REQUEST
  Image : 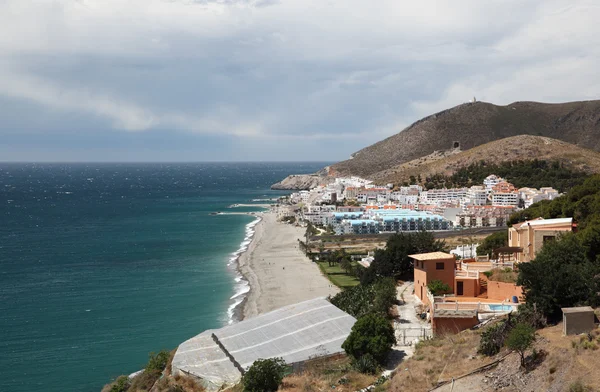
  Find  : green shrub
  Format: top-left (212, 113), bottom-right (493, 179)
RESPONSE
top-left (109, 376), bottom-right (130, 392)
top-left (242, 358), bottom-right (287, 392)
top-left (342, 313), bottom-right (396, 364)
top-left (427, 280), bottom-right (451, 296)
top-left (478, 320), bottom-right (512, 356)
top-left (352, 353), bottom-right (379, 374)
top-left (145, 350), bottom-right (170, 373)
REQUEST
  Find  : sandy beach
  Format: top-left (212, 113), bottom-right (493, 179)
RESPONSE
top-left (238, 209), bottom-right (339, 319)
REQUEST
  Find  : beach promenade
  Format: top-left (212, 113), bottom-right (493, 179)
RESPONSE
top-left (239, 210), bottom-right (339, 319)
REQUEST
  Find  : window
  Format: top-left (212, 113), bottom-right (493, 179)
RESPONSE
top-left (543, 235), bottom-right (555, 243)
top-left (436, 262), bottom-right (444, 270)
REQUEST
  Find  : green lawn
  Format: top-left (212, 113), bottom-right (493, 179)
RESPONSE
top-left (316, 261), bottom-right (360, 289)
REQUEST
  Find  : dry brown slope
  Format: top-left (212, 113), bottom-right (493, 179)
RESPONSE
top-left (330, 100), bottom-right (600, 178)
top-left (386, 323), bottom-right (600, 392)
top-left (370, 135), bottom-right (600, 184)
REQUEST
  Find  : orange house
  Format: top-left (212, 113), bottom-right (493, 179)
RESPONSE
top-left (411, 252), bottom-right (456, 306)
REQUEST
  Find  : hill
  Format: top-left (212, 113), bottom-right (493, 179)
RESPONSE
top-left (370, 135), bottom-right (600, 186)
top-left (386, 321), bottom-right (600, 392)
top-left (329, 100), bottom-right (600, 178)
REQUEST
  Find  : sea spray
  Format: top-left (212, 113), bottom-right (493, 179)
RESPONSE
top-left (226, 216), bottom-right (262, 324)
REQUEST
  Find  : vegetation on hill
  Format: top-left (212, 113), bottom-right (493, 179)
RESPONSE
top-left (420, 159), bottom-right (588, 191)
top-left (102, 349), bottom-right (205, 392)
top-left (331, 100), bottom-right (600, 179)
top-left (369, 135), bottom-right (600, 186)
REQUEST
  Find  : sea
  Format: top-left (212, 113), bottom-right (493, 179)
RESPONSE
top-left (0, 162), bottom-right (328, 392)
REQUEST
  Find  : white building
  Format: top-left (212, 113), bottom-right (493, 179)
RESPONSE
top-left (420, 188), bottom-right (467, 204)
top-left (491, 192), bottom-right (519, 207)
top-left (450, 244), bottom-right (479, 259)
top-left (463, 185), bottom-right (488, 206)
top-left (519, 187), bottom-right (561, 208)
top-left (484, 174), bottom-right (505, 190)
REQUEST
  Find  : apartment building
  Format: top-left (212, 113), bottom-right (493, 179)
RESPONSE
top-left (454, 206), bottom-right (515, 228)
top-left (491, 182), bottom-right (519, 207)
top-left (420, 188), bottom-right (467, 204)
top-left (463, 185), bottom-right (488, 206)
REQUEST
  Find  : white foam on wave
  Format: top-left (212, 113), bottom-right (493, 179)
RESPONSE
top-left (226, 216), bottom-right (262, 324)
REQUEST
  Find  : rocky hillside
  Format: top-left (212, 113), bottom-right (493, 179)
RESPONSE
top-left (271, 174), bottom-right (333, 190)
top-left (329, 100), bottom-right (600, 178)
top-left (371, 135), bottom-right (600, 185)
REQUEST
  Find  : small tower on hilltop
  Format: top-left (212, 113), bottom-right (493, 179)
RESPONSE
top-left (471, 96), bottom-right (477, 103)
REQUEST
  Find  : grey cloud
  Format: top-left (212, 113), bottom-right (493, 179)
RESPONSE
top-left (0, 0), bottom-right (599, 161)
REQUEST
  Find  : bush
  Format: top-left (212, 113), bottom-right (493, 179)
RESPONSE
top-left (478, 321), bottom-right (510, 356)
top-left (342, 313), bottom-right (396, 364)
top-left (145, 350), bottom-right (170, 373)
top-left (427, 280), bottom-right (451, 296)
top-left (242, 357), bottom-right (287, 392)
top-left (352, 353), bottom-right (379, 374)
top-left (108, 376), bottom-right (130, 392)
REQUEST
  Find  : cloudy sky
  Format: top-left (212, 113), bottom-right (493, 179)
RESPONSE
top-left (1, 0), bottom-right (599, 162)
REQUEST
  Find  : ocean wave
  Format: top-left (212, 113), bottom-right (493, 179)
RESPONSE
top-left (226, 216), bottom-right (262, 324)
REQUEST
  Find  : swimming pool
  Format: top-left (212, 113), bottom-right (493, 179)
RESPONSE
top-left (488, 304), bottom-right (515, 312)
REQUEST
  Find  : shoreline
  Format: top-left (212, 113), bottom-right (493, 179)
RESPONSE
top-left (235, 207), bottom-right (339, 320)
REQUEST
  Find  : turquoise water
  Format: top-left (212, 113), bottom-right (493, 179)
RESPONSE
top-left (0, 162), bottom-right (327, 392)
top-left (488, 305), bottom-right (516, 311)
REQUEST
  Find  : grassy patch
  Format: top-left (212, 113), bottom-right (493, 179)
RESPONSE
top-left (317, 261), bottom-right (360, 288)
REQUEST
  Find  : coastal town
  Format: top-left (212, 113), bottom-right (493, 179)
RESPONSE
top-left (154, 171), bottom-right (598, 392)
top-left (282, 174), bottom-right (560, 234)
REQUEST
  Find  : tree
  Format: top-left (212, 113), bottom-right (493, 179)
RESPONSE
top-left (477, 231), bottom-right (508, 257)
top-left (427, 280), bottom-right (451, 296)
top-left (505, 323), bottom-right (536, 368)
top-left (242, 358), bottom-right (287, 392)
top-left (340, 257), bottom-right (353, 275)
top-left (330, 278), bottom-right (396, 318)
top-left (342, 313), bottom-right (396, 364)
top-left (517, 233), bottom-right (600, 320)
top-left (362, 231), bottom-right (446, 284)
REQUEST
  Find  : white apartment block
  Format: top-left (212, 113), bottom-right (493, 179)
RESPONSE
top-left (420, 188), bottom-right (467, 204)
top-left (491, 192), bottom-right (519, 207)
top-left (463, 185), bottom-right (488, 206)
